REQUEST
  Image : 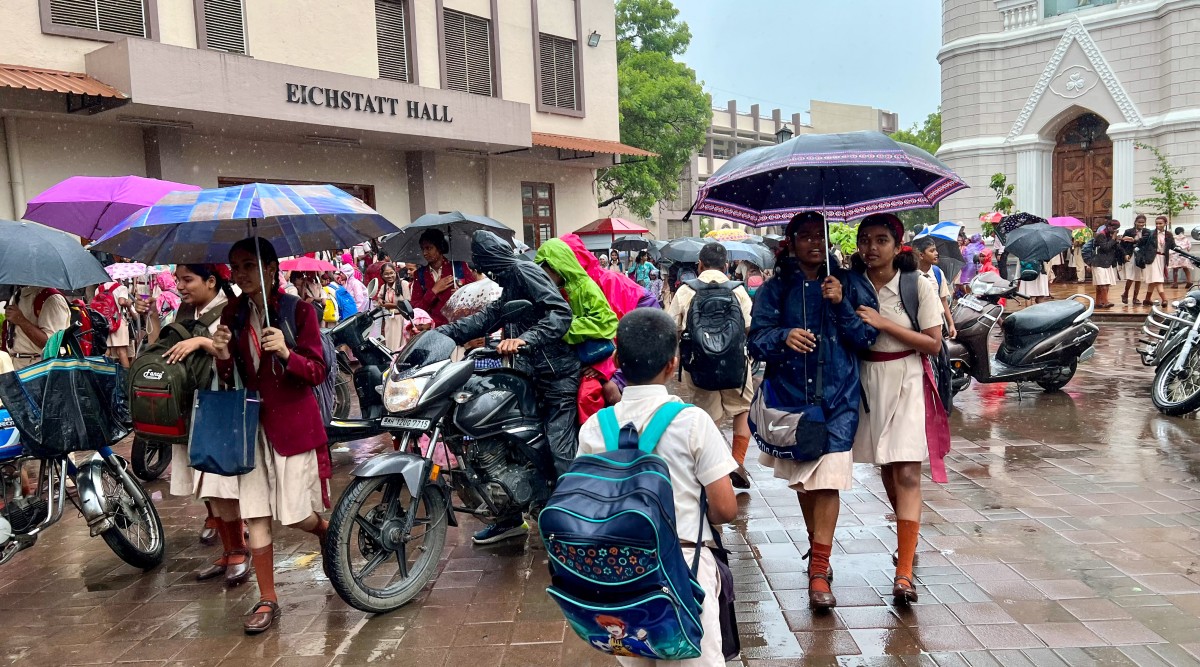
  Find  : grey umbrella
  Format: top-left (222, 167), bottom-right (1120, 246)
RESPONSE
top-left (661, 237), bottom-right (708, 264)
top-left (0, 219), bottom-right (111, 290)
top-left (611, 235), bottom-right (649, 252)
top-left (382, 211), bottom-right (515, 264)
top-left (1003, 223), bottom-right (1073, 263)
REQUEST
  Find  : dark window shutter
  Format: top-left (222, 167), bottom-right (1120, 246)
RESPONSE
top-left (203, 0), bottom-right (246, 54)
top-left (443, 9), bottom-right (493, 97)
top-left (538, 33), bottom-right (576, 109)
top-left (376, 0), bottom-right (409, 82)
top-left (50, 0), bottom-right (147, 37)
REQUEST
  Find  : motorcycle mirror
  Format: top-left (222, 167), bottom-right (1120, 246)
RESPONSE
top-left (366, 278), bottom-right (380, 299)
top-left (500, 300), bottom-right (533, 322)
top-left (396, 300), bottom-right (414, 320)
top-left (1019, 269), bottom-right (1039, 282)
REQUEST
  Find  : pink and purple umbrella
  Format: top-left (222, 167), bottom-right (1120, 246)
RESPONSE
top-left (24, 175), bottom-right (201, 240)
top-left (280, 257), bottom-right (338, 273)
top-left (1048, 216), bottom-right (1086, 229)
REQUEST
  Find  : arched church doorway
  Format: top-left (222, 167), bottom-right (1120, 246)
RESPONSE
top-left (1053, 113), bottom-right (1113, 231)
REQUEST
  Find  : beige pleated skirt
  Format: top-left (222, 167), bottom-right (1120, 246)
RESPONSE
top-left (759, 450), bottom-right (853, 492)
top-left (852, 356), bottom-right (929, 465)
top-left (1092, 266), bottom-right (1118, 286)
top-left (170, 443), bottom-right (240, 500)
top-left (237, 429), bottom-right (324, 525)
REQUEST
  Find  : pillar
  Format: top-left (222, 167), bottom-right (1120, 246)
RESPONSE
top-left (405, 151), bottom-right (438, 218)
top-left (142, 127), bottom-right (189, 183)
top-left (1109, 125), bottom-right (1138, 227)
top-left (1011, 134), bottom-right (1054, 218)
top-left (3, 116), bottom-right (24, 220)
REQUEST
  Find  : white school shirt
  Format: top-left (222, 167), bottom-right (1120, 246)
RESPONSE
top-left (577, 385), bottom-right (737, 544)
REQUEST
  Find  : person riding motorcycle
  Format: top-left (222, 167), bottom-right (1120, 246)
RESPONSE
top-left (436, 230), bottom-right (581, 544)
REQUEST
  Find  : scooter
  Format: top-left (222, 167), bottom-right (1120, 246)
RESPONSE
top-left (947, 271), bottom-right (1099, 394)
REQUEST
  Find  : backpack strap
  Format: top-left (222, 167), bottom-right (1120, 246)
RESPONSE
top-left (898, 270), bottom-right (921, 333)
top-left (598, 401), bottom-right (693, 453)
top-left (197, 307), bottom-right (223, 330)
top-left (33, 288), bottom-right (62, 317)
top-left (276, 293), bottom-right (300, 349)
top-left (597, 407), bottom-right (621, 451)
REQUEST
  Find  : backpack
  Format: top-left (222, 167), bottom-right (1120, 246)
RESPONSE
top-left (930, 265), bottom-right (945, 290)
top-left (2, 289), bottom-right (108, 357)
top-left (680, 279), bottom-right (747, 391)
top-left (898, 271), bottom-right (953, 413)
top-left (127, 309), bottom-right (222, 443)
top-left (321, 287), bottom-right (339, 323)
top-left (90, 283), bottom-right (123, 331)
top-left (334, 286), bottom-right (358, 321)
top-left (539, 402), bottom-right (708, 661)
top-left (1081, 238), bottom-right (1097, 266)
top-left (277, 294), bottom-right (339, 425)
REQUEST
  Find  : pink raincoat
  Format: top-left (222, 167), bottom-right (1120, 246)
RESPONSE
top-left (561, 234), bottom-right (643, 319)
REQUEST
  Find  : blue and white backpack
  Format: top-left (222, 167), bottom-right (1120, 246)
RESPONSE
top-left (539, 402), bottom-right (708, 661)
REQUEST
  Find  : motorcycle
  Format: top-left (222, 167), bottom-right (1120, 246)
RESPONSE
top-left (1137, 249), bottom-right (1200, 415)
top-left (0, 406), bottom-right (166, 569)
top-left (325, 301), bottom-right (556, 614)
top-left (947, 270), bottom-right (1099, 394)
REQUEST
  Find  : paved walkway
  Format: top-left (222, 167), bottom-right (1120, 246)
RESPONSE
top-left (2, 325), bottom-right (1200, 665)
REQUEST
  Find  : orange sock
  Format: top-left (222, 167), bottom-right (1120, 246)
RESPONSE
top-left (250, 545), bottom-right (277, 603)
top-left (808, 542), bottom-right (832, 594)
top-left (307, 516), bottom-right (329, 552)
top-left (731, 435), bottom-right (750, 467)
top-left (896, 520), bottom-right (920, 580)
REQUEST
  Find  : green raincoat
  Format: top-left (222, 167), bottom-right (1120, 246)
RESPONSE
top-left (535, 239), bottom-right (618, 345)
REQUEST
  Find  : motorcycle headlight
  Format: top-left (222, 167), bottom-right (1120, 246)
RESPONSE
top-left (383, 376), bottom-right (428, 413)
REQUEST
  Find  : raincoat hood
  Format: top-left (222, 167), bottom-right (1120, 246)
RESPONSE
top-left (471, 230), bottom-right (519, 275)
top-left (536, 238), bottom-right (617, 344)
top-left (561, 233), bottom-right (644, 319)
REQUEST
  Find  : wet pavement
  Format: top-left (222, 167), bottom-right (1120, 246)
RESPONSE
top-left (4, 323), bottom-right (1200, 666)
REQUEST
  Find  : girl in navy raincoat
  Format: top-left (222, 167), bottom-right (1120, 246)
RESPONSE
top-left (748, 212), bottom-right (878, 611)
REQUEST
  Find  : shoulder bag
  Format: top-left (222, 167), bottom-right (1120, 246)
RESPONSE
top-left (188, 365), bottom-right (259, 476)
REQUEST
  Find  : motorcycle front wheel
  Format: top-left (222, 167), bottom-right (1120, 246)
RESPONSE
top-left (1152, 348), bottom-right (1200, 415)
top-left (98, 458), bottom-right (166, 570)
top-left (130, 436), bottom-right (172, 482)
top-left (326, 475), bottom-right (448, 614)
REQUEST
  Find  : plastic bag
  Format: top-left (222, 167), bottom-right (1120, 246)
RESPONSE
top-left (0, 356), bottom-right (130, 458)
top-left (442, 279), bottom-right (502, 323)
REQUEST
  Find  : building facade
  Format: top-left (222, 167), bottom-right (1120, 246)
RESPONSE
top-left (938, 0), bottom-right (1200, 231)
top-left (650, 99), bottom-right (898, 239)
top-left (0, 0), bottom-right (650, 247)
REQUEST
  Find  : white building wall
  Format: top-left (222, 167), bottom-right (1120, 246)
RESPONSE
top-left (435, 154), bottom-right (487, 214)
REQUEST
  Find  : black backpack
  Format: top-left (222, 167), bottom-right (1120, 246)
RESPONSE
top-left (680, 279), bottom-right (747, 391)
top-left (276, 294), bottom-right (339, 425)
top-left (898, 271), bottom-right (953, 413)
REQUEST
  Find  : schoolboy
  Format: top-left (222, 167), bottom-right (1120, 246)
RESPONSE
top-left (576, 308), bottom-right (738, 667)
top-left (912, 237), bottom-right (957, 339)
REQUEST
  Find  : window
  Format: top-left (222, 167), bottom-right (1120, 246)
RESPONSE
top-left (376, 0), bottom-right (411, 82)
top-left (443, 9), bottom-right (494, 97)
top-left (1044, 0), bottom-right (1116, 17)
top-left (668, 219), bottom-right (692, 240)
top-left (538, 34), bottom-right (577, 110)
top-left (521, 182), bottom-right (556, 248)
top-left (200, 0), bottom-right (245, 54)
top-left (46, 0), bottom-right (150, 38)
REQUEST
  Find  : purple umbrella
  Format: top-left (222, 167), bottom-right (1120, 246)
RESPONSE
top-left (23, 175), bottom-right (200, 240)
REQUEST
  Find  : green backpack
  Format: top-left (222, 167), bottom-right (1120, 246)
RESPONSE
top-left (127, 310), bottom-right (222, 444)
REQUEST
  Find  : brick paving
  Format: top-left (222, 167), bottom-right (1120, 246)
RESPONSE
top-left (2, 324), bottom-right (1200, 665)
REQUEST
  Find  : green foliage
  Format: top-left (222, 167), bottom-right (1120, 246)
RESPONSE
top-left (697, 217), bottom-right (713, 237)
top-left (1120, 142), bottom-right (1198, 218)
top-left (891, 110), bottom-right (942, 231)
top-left (829, 222), bottom-right (859, 256)
top-left (987, 173), bottom-right (1015, 215)
top-left (981, 221), bottom-right (996, 238)
top-left (600, 0), bottom-right (710, 220)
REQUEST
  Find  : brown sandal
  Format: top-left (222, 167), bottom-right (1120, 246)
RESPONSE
top-left (244, 599), bottom-right (280, 634)
top-left (808, 572), bottom-right (837, 610)
top-left (892, 575), bottom-right (918, 605)
top-left (802, 548), bottom-right (833, 582)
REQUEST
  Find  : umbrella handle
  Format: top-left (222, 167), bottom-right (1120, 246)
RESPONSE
top-left (251, 221), bottom-right (271, 331)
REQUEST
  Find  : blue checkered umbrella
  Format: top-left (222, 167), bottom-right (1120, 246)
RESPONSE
top-left (90, 183), bottom-right (401, 265)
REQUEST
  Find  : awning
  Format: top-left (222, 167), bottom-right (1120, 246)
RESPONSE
top-left (0, 63), bottom-right (125, 98)
top-left (532, 132), bottom-right (656, 157)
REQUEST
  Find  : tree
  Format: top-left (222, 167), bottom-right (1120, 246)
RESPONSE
top-left (978, 173), bottom-right (1015, 237)
top-left (890, 109), bottom-right (942, 230)
top-left (598, 0), bottom-right (710, 220)
top-left (1122, 142), bottom-right (1198, 218)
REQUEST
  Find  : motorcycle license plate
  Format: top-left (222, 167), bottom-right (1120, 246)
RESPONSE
top-left (961, 296), bottom-right (985, 312)
top-left (381, 417), bottom-right (432, 431)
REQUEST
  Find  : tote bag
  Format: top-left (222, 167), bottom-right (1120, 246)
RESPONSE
top-left (188, 365), bottom-right (259, 476)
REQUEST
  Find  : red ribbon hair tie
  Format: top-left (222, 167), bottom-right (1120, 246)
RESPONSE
top-left (901, 245), bottom-right (913, 253)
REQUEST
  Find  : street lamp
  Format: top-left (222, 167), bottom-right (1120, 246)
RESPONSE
top-left (588, 31), bottom-right (601, 47)
top-left (774, 123), bottom-right (793, 144)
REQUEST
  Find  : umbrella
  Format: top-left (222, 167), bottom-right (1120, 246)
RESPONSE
top-left (91, 183), bottom-right (402, 328)
top-left (660, 237), bottom-right (707, 264)
top-left (705, 228), bottom-right (749, 242)
top-left (611, 235), bottom-right (649, 252)
top-left (761, 234), bottom-right (786, 250)
top-left (980, 212), bottom-right (1003, 224)
top-left (998, 212), bottom-right (1046, 241)
top-left (917, 221), bottom-right (964, 242)
top-left (279, 257), bottom-right (337, 273)
top-left (913, 224), bottom-right (967, 279)
top-left (0, 220), bottom-right (111, 290)
top-left (381, 211), bottom-right (514, 264)
top-left (1048, 216), bottom-right (1086, 229)
top-left (104, 262), bottom-right (150, 280)
top-left (1002, 223), bottom-right (1073, 263)
top-left (692, 130), bottom-right (968, 271)
top-left (24, 175), bottom-right (201, 240)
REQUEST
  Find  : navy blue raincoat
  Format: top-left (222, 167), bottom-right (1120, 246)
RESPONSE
top-left (748, 260), bottom-right (878, 454)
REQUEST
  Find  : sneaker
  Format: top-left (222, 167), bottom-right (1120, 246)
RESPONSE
top-left (472, 519), bottom-right (529, 545)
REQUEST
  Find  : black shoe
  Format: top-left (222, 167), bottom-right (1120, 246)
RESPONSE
top-left (729, 466), bottom-right (751, 489)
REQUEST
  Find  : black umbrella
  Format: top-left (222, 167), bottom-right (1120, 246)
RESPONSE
top-left (0, 219), bottom-right (111, 290)
top-left (611, 235), bottom-right (649, 252)
top-left (691, 131), bottom-right (968, 272)
top-left (762, 234), bottom-right (786, 250)
top-left (661, 237), bottom-right (708, 264)
top-left (1003, 223), bottom-right (1073, 263)
top-left (998, 212), bottom-right (1046, 243)
top-left (382, 211), bottom-right (514, 264)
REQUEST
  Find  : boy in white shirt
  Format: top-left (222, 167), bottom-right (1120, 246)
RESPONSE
top-left (576, 308), bottom-right (738, 666)
top-left (913, 237), bottom-right (957, 339)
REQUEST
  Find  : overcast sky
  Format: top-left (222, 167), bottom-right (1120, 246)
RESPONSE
top-left (671, 0), bottom-right (943, 130)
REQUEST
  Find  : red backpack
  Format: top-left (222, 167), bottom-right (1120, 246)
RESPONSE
top-left (1, 289), bottom-right (108, 357)
top-left (90, 284), bottom-right (123, 331)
